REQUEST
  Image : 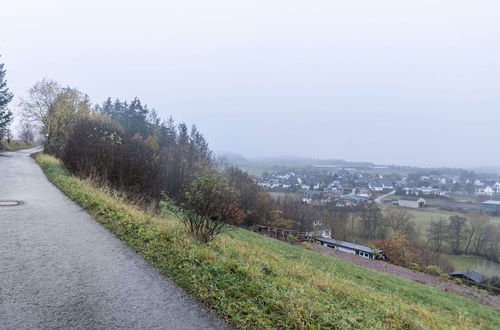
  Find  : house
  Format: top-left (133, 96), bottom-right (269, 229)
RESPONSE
top-left (475, 185), bottom-right (494, 196)
top-left (482, 200), bottom-right (500, 212)
top-left (381, 180), bottom-right (394, 190)
top-left (369, 181), bottom-right (393, 191)
top-left (369, 182), bottom-right (384, 191)
top-left (315, 238), bottom-right (382, 259)
top-left (398, 197), bottom-right (425, 208)
top-left (450, 270), bottom-right (488, 284)
top-left (302, 190), bottom-right (323, 204)
top-left (337, 195), bottom-right (370, 206)
top-left (355, 187), bottom-right (371, 198)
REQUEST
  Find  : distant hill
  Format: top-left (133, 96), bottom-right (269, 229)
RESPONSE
top-left (250, 155), bottom-right (377, 168)
top-left (469, 166), bottom-right (500, 176)
top-left (222, 153), bottom-right (498, 177)
top-left (219, 153), bottom-right (249, 165)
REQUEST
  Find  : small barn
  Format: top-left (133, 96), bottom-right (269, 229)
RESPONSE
top-left (449, 270), bottom-right (488, 284)
top-left (315, 238), bottom-right (381, 260)
top-left (398, 197), bottom-right (425, 208)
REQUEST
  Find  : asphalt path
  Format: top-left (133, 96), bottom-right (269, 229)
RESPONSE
top-left (0, 148), bottom-right (230, 330)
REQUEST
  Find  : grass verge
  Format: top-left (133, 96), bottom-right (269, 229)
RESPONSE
top-left (0, 141), bottom-right (35, 152)
top-left (36, 153), bottom-right (500, 329)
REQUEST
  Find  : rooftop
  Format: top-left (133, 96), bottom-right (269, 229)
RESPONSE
top-left (315, 238), bottom-right (375, 254)
top-left (482, 200), bottom-right (500, 205)
top-left (449, 270), bottom-right (488, 283)
top-left (399, 196), bottom-right (424, 201)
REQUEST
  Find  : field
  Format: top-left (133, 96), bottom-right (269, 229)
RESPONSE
top-left (35, 153), bottom-right (500, 329)
top-left (380, 196), bottom-right (500, 276)
top-left (380, 197), bottom-right (500, 237)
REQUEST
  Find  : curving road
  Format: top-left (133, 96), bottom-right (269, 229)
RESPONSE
top-left (374, 190), bottom-right (396, 204)
top-left (0, 148), bottom-right (230, 329)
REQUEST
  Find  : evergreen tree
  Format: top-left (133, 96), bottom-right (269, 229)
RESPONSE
top-left (0, 56), bottom-right (14, 140)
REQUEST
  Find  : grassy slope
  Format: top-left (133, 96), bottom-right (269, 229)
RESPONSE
top-left (35, 153), bottom-right (500, 329)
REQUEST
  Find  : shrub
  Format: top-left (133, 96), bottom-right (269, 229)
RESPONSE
top-left (440, 274), bottom-right (451, 280)
top-left (409, 263), bottom-right (421, 272)
top-left (182, 172), bottom-right (242, 243)
top-left (288, 234), bottom-right (298, 244)
top-left (454, 278), bottom-right (463, 285)
top-left (62, 116), bottom-right (123, 178)
top-left (425, 265), bottom-right (443, 276)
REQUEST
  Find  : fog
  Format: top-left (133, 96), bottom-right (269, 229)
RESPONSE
top-left (1, 0), bottom-right (499, 168)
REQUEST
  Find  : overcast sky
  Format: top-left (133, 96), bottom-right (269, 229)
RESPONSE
top-left (1, 1), bottom-right (499, 168)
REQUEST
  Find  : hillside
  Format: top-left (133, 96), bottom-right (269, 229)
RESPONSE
top-left (36, 153), bottom-right (500, 329)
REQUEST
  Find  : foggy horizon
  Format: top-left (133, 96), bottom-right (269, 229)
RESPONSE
top-left (1, 1), bottom-right (499, 168)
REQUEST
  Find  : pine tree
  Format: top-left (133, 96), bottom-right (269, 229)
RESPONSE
top-left (0, 56), bottom-right (14, 138)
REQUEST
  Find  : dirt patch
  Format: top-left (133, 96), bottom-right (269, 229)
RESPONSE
top-left (310, 244), bottom-right (500, 309)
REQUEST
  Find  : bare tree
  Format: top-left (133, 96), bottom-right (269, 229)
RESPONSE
top-left (427, 218), bottom-right (447, 252)
top-left (383, 206), bottom-right (416, 237)
top-left (19, 79), bottom-right (61, 150)
top-left (446, 215), bottom-right (468, 254)
top-left (19, 120), bottom-right (34, 144)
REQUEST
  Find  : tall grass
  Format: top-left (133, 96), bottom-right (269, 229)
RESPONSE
top-left (36, 153), bottom-right (500, 329)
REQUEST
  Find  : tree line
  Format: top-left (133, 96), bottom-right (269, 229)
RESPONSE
top-left (427, 213), bottom-right (500, 263)
top-left (19, 78), bottom-right (277, 242)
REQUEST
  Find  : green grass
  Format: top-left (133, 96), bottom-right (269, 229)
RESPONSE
top-left (36, 153), bottom-right (500, 329)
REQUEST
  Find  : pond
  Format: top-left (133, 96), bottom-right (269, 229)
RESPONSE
top-left (445, 254), bottom-right (500, 277)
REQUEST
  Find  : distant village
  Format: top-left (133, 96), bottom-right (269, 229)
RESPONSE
top-left (254, 165), bottom-right (500, 211)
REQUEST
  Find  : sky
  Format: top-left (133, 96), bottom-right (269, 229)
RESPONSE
top-left (1, 1), bottom-right (500, 168)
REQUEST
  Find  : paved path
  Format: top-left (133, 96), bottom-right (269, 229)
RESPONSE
top-left (0, 148), bottom-right (230, 330)
top-left (374, 190), bottom-right (396, 204)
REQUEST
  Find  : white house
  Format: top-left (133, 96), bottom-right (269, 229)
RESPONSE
top-left (476, 185), bottom-right (494, 196)
top-left (474, 179), bottom-right (484, 186)
top-left (398, 197), bottom-right (426, 208)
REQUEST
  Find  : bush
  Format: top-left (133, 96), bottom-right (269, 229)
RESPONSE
top-left (440, 274), bottom-right (451, 280)
top-left (62, 116), bottom-right (123, 178)
top-left (288, 234), bottom-right (298, 244)
top-left (409, 263), bottom-right (421, 272)
top-left (454, 278), bottom-right (463, 285)
top-left (182, 172), bottom-right (242, 243)
top-left (424, 265), bottom-right (443, 276)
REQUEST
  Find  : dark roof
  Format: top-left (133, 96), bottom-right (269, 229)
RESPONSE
top-left (339, 195), bottom-right (369, 201)
top-left (304, 191), bottom-right (322, 198)
top-left (449, 270), bottom-right (488, 283)
top-left (315, 238), bottom-right (375, 254)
